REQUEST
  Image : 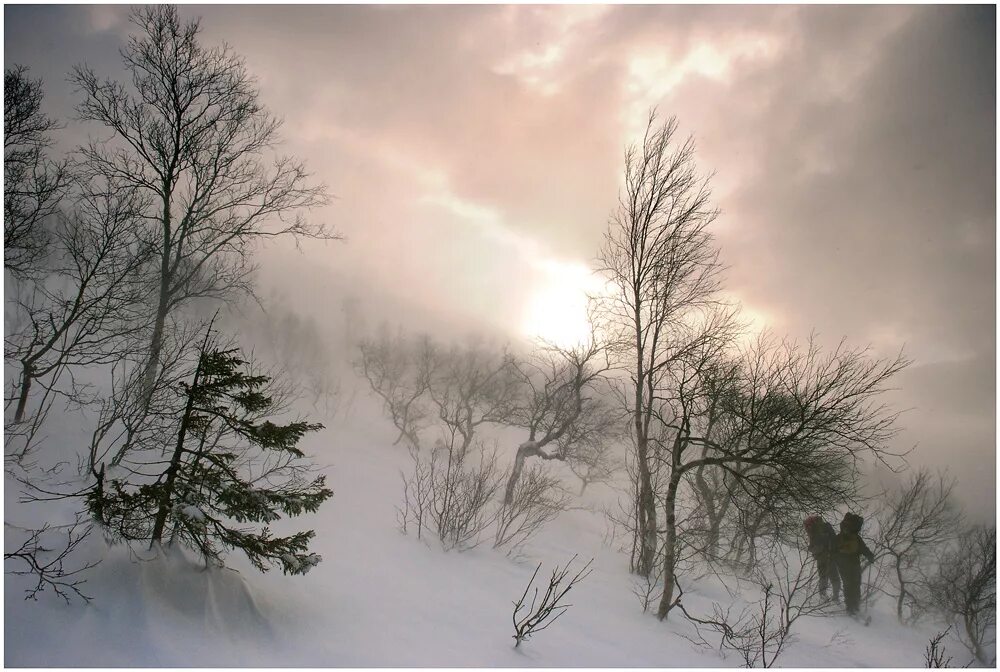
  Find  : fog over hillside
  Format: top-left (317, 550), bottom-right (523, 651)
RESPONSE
top-left (4, 4), bottom-right (995, 668)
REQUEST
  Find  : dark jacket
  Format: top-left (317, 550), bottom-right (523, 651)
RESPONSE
top-left (806, 521), bottom-right (837, 558)
top-left (835, 531), bottom-right (875, 564)
top-left (835, 513), bottom-right (875, 567)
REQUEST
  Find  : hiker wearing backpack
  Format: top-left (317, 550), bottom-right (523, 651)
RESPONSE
top-left (804, 515), bottom-right (841, 603)
top-left (835, 512), bottom-right (876, 616)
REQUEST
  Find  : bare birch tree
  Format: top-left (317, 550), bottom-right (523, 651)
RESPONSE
top-left (930, 525), bottom-right (996, 666)
top-left (358, 328), bottom-right (437, 449)
top-left (874, 468), bottom-right (962, 623)
top-left (71, 6), bottom-right (333, 395)
top-left (502, 339), bottom-right (619, 506)
top-left (651, 332), bottom-right (908, 620)
top-left (597, 110), bottom-right (724, 577)
top-left (426, 340), bottom-right (520, 459)
top-left (5, 175), bottom-right (150, 459)
top-left (4, 65), bottom-right (69, 277)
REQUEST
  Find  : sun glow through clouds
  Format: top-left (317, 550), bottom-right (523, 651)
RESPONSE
top-left (521, 260), bottom-right (603, 348)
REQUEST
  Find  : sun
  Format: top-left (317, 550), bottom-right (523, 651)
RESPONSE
top-left (520, 261), bottom-right (602, 348)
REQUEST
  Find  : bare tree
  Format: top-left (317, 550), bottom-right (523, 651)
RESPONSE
top-left (426, 340), bottom-right (519, 461)
top-left (366, 331), bottom-right (620, 552)
top-left (597, 109), bottom-right (724, 578)
top-left (730, 583), bottom-right (795, 668)
top-left (651, 331), bottom-right (908, 620)
top-left (85, 316), bottom-right (199, 480)
top-left (415, 344), bottom-right (514, 549)
top-left (366, 332), bottom-right (593, 552)
top-left (512, 555), bottom-right (593, 648)
top-left (679, 543), bottom-right (828, 668)
top-left (502, 339), bottom-right (618, 506)
top-left (4, 65), bottom-right (69, 277)
top-left (5, 174), bottom-right (150, 462)
top-left (396, 445), bottom-right (432, 539)
top-left (397, 440), bottom-right (505, 551)
top-left (567, 439), bottom-right (619, 496)
top-left (875, 468), bottom-right (962, 623)
top-left (930, 525), bottom-right (996, 666)
top-left (494, 463), bottom-right (569, 554)
top-left (4, 514), bottom-right (98, 604)
top-left (690, 458), bottom-right (735, 562)
top-left (364, 332), bottom-right (519, 550)
top-left (924, 628), bottom-right (958, 668)
top-left (358, 328), bottom-right (437, 449)
top-left (71, 6), bottom-right (333, 395)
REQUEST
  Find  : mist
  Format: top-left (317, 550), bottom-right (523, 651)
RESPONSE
top-left (4, 4), bottom-right (995, 668)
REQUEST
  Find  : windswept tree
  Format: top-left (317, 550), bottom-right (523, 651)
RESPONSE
top-left (360, 331), bottom-right (616, 551)
top-left (359, 330), bottom-right (518, 454)
top-left (930, 525), bottom-right (996, 666)
top-left (4, 65), bottom-right (69, 277)
top-left (651, 332), bottom-right (908, 620)
top-left (358, 328), bottom-right (437, 449)
top-left (690, 435), bottom-right (858, 568)
top-left (425, 340), bottom-right (520, 460)
top-left (597, 110), bottom-right (908, 620)
top-left (597, 110), bottom-right (724, 578)
top-left (874, 468), bottom-right (962, 623)
top-left (88, 332), bottom-right (332, 574)
top-left (502, 339), bottom-right (619, 505)
top-left (360, 332), bottom-right (518, 550)
top-left (360, 330), bottom-right (620, 505)
top-left (5, 174), bottom-right (150, 461)
top-left (71, 6), bottom-right (333, 395)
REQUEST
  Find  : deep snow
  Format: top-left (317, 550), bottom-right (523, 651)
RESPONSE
top-left (4, 370), bottom-right (974, 668)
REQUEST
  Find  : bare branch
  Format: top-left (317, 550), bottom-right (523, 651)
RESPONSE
top-left (512, 555), bottom-right (593, 647)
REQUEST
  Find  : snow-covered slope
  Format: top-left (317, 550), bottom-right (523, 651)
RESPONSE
top-left (4, 374), bottom-right (965, 667)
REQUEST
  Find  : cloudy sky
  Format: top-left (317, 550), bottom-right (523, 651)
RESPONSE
top-left (5, 4), bottom-right (995, 516)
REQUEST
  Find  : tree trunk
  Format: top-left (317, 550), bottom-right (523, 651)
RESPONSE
top-left (744, 510), bottom-right (767, 571)
top-left (504, 442), bottom-right (538, 505)
top-left (966, 613), bottom-right (987, 665)
top-left (634, 434), bottom-right (658, 577)
top-left (694, 464), bottom-right (722, 560)
top-left (656, 474), bottom-right (681, 620)
top-left (707, 517), bottom-right (721, 560)
top-left (141, 275), bottom-right (170, 398)
top-left (149, 354), bottom-right (201, 547)
top-left (142, 193), bottom-right (173, 397)
top-left (141, 306), bottom-right (167, 396)
top-left (632, 294), bottom-right (658, 578)
top-left (894, 558), bottom-right (906, 622)
top-left (13, 360), bottom-right (33, 424)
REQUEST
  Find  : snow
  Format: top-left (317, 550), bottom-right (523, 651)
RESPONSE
top-left (3, 372), bottom-right (986, 667)
top-left (176, 504), bottom-right (206, 522)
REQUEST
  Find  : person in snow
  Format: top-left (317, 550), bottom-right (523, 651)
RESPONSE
top-left (804, 515), bottom-right (841, 603)
top-left (834, 512), bottom-right (876, 616)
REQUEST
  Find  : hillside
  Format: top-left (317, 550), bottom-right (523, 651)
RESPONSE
top-left (4, 372), bottom-right (958, 668)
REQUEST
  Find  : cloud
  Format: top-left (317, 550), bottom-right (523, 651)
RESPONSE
top-left (5, 4), bottom-right (993, 515)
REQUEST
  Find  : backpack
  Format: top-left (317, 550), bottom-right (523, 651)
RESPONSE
top-left (842, 512), bottom-right (864, 534)
top-left (806, 519), bottom-right (836, 555)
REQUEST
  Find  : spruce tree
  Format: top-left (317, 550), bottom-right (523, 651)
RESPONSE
top-left (89, 337), bottom-right (332, 575)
